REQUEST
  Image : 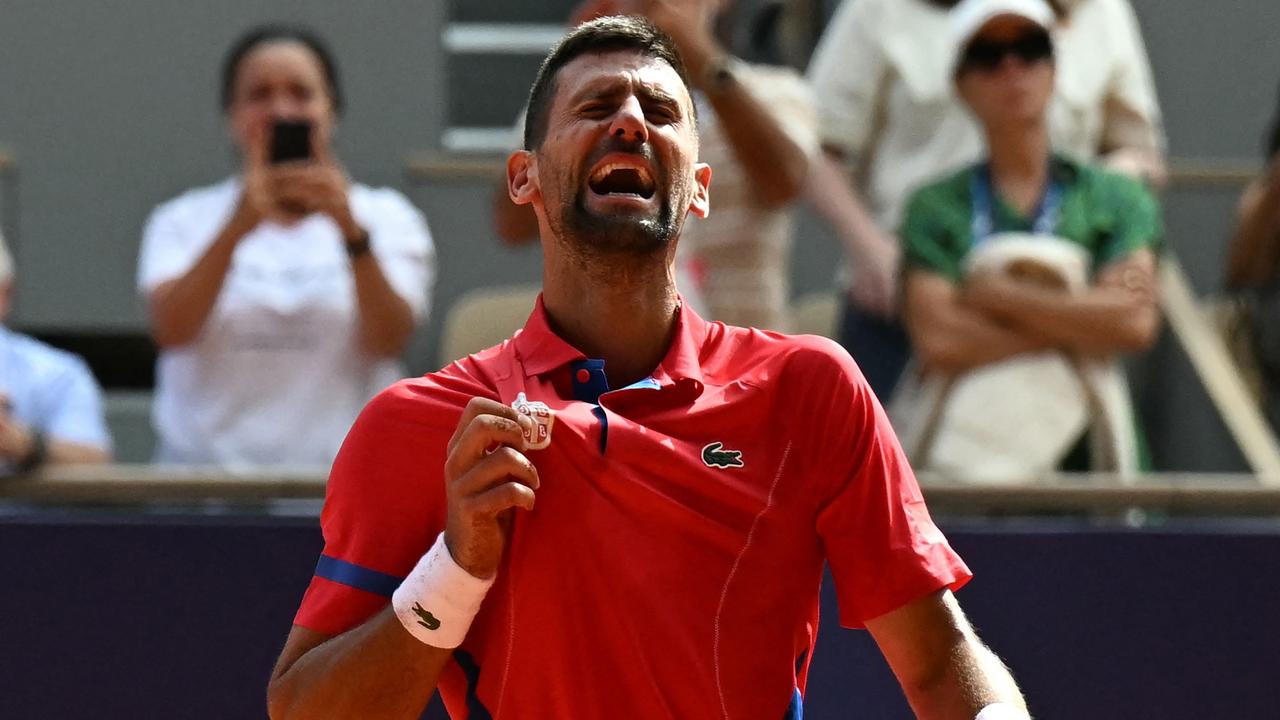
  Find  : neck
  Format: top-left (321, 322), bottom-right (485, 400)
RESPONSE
top-left (540, 239), bottom-right (681, 388)
top-left (986, 122), bottom-right (1051, 213)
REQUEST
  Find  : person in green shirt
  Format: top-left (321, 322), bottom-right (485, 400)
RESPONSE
top-left (898, 0), bottom-right (1161, 472)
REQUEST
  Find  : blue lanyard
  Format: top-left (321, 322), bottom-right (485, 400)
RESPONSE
top-left (969, 163), bottom-right (1063, 247)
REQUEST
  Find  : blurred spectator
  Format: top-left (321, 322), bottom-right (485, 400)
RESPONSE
top-left (138, 26), bottom-right (435, 467)
top-left (0, 234), bottom-right (111, 473)
top-left (805, 0), bottom-right (1165, 399)
top-left (895, 0), bottom-right (1160, 476)
top-left (1225, 85), bottom-right (1280, 427)
top-left (494, 0), bottom-right (817, 331)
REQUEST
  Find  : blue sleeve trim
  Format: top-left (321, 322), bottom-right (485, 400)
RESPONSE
top-left (783, 687), bottom-right (803, 719)
top-left (314, 554), bottom-right (404, 598)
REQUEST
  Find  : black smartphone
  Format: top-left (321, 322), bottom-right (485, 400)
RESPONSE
top-left (269, 119), bottom-right (313, 164)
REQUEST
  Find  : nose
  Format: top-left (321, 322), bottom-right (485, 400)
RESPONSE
top-left (268, 95), bottom-right (305, 121)
top-left (608, 95), bottom-right (648, 144)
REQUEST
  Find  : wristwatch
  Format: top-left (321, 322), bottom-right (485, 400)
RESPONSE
top-left (345, 229), bottom-right (372, 260)
top-left (703, 55), bottom-right (741, 95)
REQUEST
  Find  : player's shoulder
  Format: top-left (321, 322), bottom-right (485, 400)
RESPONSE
top-left (701, 322), bottom-right (861, 387)
top-left (361, 346), bottom-right (510, 430)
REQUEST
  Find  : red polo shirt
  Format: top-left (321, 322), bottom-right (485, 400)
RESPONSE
top-left (294, 298), bottom-right (970, 719)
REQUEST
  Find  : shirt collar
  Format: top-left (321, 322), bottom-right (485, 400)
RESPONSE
top-left (512, 293), bottom-right (709, 390)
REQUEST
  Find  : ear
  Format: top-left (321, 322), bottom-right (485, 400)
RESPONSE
top-left (508, 150), bottom-right (541, 206)
top-left (688, 162), bottom-right (712, 219)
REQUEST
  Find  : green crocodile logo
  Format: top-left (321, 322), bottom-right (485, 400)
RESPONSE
top-left (412, 602), bottom-right (441, 631)
top-left (702, 441), bottom-right (744, 469)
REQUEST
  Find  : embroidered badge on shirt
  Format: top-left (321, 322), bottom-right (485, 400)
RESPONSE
top-left (702, 441), bottom-right (744, 469)
top-left (513, 392), bottom-right (555, 450)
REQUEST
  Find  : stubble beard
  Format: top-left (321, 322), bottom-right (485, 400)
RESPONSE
top-left (548, 143), bottom-right (690, 262)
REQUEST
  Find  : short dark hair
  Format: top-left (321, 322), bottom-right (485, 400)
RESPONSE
top-left (220, 25), bottom-right (343, 115)
top-left (522, 15), bottom-right (692, 150)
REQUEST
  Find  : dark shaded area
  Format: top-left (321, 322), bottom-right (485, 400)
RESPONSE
top-left (2, 512), bottom-right (1277, 718)
top-left (18, 329), bottom-right (156, 389)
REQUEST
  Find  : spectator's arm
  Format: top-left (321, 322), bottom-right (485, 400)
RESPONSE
top-left (903, 270), bottom-right (1048, 375)
top-left (1226, 166), bottom-right (1280, 290)
top-left (644, 0), bottom-right (810, 208)
top-left (805, 150), bottom-right (901, 317)
top-left (1098, 0), bottom-right (1167, 187)
top-left (348, 245), bottom-right (417, 358)
top-left (964, 248), bottom-right (1160, 355)
top-left (693, 65), bottom-right (811, 207)
top-left (147, 203), bottom-right (257, 348)
top-left (0, 416), bottom-right (110, 466)
top-left (868, 589), bottom-right (1027, 719)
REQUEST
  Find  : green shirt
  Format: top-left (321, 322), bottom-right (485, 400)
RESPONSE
top-left (900, 155), bottom-right (1162, 282)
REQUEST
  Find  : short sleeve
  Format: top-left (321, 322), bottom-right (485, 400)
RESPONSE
top-left (292, 376), bottom-right (476, 636)
top-left (1096, 171), bottom-right (1163, 266)
top-left (1099, 0), bottom-right (1165, 154)
top-left (900, 185), bottom-right (967, 283)
top-left (805, 0), bottom-right (886, 155)
top-left (137, 201), bottom-right (197, 294)
top-left (40, 356), bottom-right (111, 451)
top-left (358, 189), bottom-right (437, 320)
top-left (801, 340), bottom-right (970, 627)
top-left (137, 184), bottom-right (237, 295)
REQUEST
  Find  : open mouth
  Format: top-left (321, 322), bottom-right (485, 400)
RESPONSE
top-left (587, 161), bottom-right (656, 199)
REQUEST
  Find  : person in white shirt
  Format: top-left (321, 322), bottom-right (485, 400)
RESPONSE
top-left (0, 234), bottom-right (111, 474)
top-left (138, 26), bottom-right (435, 467)
top-left (804, 0), bottom-right (1165, 400)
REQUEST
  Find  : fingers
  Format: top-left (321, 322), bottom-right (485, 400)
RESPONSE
top-left (311, 124), bottom-right (335, 166)
top-left (452, 445), bottom-right (540, 495)
top-left (246, 119), bottom-right (270, 171)
top-left (447, 397), bottom-right (534, 455)
top-left (467, 481), bottom-right (537, 516)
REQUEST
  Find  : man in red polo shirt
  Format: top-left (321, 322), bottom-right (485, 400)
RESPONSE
top-left (267, 15), bottom-right (1028, 720)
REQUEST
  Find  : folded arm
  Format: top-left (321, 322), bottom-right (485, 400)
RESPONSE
top-left (903, 270), bottom-right (1049, 375)
top-left (964, 249), bottom-right (1159, 356)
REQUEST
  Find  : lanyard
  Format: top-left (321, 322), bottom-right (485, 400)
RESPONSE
top-left (969, 163), bottom-right (1063, 246)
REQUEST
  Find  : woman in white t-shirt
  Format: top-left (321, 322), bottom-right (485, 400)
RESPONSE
top-left (138, 26), bottom-right (435, 467)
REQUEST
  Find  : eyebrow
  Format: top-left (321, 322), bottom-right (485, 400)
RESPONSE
top-left (569, 78), bottom-right (683, 116)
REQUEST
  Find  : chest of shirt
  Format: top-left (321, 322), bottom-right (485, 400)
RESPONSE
top-left (498, 374), bottom-right (811, 560)
top-left (220, 219), bottom-right (353, 316)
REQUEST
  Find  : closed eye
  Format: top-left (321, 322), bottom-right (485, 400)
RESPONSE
top-left (579, 102), bottom-right (615, 118)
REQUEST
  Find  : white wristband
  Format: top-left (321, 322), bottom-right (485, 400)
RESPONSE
top-left (975, 703), bottom-right (1026, 720)
top-left (391, 533), bottom-right (495, 648)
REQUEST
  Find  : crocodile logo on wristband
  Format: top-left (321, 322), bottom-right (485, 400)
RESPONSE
top-left (412, 603), bottom-right (442, 631)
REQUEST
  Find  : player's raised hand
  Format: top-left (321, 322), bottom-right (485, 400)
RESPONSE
top-left (442, 397), bottom-right (541, 579)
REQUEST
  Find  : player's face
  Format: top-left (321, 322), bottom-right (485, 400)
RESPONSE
top-left (532, 49), bottom-right (710, 256)
top-left (956, 16), bottom-right (1055, 131)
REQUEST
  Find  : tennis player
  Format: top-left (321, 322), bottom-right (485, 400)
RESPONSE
top-left (267, 16), bottom-right (1028, 720)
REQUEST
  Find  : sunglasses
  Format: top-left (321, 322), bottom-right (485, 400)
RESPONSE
top-left (961, 29), bottom-right (1053, 72)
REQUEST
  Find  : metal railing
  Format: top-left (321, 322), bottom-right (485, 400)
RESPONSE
top-left (4, 466), bottom-right (1279, 515)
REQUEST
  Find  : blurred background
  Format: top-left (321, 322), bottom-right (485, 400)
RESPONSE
top-left (2, 1), bottom-right (1280, 718)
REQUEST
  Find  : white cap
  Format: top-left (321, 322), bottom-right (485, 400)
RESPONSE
top-left (949, 0), bottom-right (1056, 76)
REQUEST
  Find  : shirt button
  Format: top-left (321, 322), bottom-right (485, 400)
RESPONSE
top-left (576, 369), bottom-right (591, 383)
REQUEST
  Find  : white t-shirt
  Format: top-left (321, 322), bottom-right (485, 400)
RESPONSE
top-left (138, 177), bottom-right (435, 468)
